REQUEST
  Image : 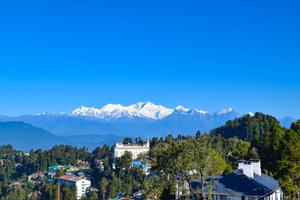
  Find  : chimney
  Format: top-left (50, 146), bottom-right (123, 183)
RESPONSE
top-left (238, 160), bottom-right (261, 178)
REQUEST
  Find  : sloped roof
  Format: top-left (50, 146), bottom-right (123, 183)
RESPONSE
top-left (58, 175), bottom-right (82, 182)
top-left (192, 170), bottom-right (280, 196)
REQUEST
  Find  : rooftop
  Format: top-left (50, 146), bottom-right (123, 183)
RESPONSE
top-left (58, 175), bottom-right (83, 182)
top-left (192, 171), bottom-right (280, 196)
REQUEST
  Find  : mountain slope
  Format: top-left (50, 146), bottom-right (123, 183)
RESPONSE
top-left (279, 116), bottom-right (296, 128)
top-left (211, 113), bottom-right (282, 141)
top-left (0, 121), bottom-right (69, 150)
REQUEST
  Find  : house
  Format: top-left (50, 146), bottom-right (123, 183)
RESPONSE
top-left (57, 175), bottom-right (91, 200)
top-left (177, 160), bottom-right (283, 200)
top-left (114, 141), bottom-right (150, 159)
top-left (28, 171), bottom-right (44, 182)
top-left (10, 181), bottom-right (22, 189)
top-left (0, 159), bottom-right (5, 166)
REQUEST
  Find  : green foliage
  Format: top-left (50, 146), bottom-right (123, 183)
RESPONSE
top-left (1, 188), bottom-right (26, 200)
top-left (116, 151), bottom-right (133, 170)
top-left (109, 173), bottom-right (122, 198)
top-left (153, 137), bottom-right (226, 199)
top-left (0, 159), bottom-right (16, 182)
top-left (212, 112), bottom-right (281, 142)
top-left (0, 112), bottom-right (299, 199)
top-left (291, 120), bottom-right (300, 135)
top-left (55, 168), bottom-right (64, 178)
top-left (100, 177), bottom-right (108, 200)
top-left (82, 191), bottom-right (98, 200)
top-left (123, 137), bottom-right (132, 144)
top-left (276, 129), bottom-right (300, 193)
top-left (61, 184), bottom-right (76, 200)
top-left (212, 113), bottom-right (300, 194)
top-left (40, 184), bottom-right (57, 200)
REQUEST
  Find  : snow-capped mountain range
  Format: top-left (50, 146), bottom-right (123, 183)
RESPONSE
top-left (0, 102), bottom-right (296, 144)
top-left (71, 102), bottom-right (233, 120)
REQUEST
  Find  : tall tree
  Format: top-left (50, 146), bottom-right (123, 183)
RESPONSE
top-left (61, 184), bottom-right (76, 200)
top-left (154, 138), bottom-right (226, 200)
top-left (100, 177), bottom-right (108, 200)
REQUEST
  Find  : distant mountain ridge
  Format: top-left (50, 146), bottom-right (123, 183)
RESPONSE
top-left (0, 121), bottom-right (68, 150)
top-left (0, 102), bottom-right (241, 137)
top-left (71, 102), bottom-right (230, 120)
top-left (0, 121), bottom-right (124, 151)
top-left (0, 102), bottom-right (296, 139)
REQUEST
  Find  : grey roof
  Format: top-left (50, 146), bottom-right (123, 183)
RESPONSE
top-left (192, 170), bottom-right (280, 196)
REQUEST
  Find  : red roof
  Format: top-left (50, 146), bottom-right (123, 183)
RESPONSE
top-left (58, 175), bottom-right (82, 182)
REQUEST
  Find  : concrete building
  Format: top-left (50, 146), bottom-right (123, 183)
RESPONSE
top-left (113, 140), bottom-right (150, 159)
top-left (58, 175), bottom-right (91, 200)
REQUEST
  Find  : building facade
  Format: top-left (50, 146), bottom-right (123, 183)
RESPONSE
top-left (58, 175), bottom-right (91, 200)
top-left (113, 141), bottom-right (150, 159)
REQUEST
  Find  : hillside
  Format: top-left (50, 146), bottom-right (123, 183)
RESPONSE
top-left (211, 113), bottom-right (282, 141)
top-left (0, 121), bottom-right (69, 151)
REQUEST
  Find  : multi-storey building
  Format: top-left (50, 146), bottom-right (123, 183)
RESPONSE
top-left (113, 140), bottom-right (150, 159)
top-left (58, 175), bottom-right (91, 200)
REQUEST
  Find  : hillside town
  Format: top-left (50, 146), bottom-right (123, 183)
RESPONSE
top-left (0, 113), bottom-right (300, 200)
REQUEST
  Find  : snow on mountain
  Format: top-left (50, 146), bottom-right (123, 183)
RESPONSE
top-left (215, 107), bottom-right (234, 115)
top-left (175, 105), bottom-right (191, 112)
top-left (72, 102), bottom-right (173, 120)
top-left (174, 106), bottom-right (208, 116)
top-left (72, 102), bottom-right (231, 120)
top-left (246, 112), bottom-right (254, 116)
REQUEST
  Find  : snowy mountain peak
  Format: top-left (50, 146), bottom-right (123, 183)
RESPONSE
top-left (71, 102), bottom-right (236, 120)
top-left (247, 112), bottom-right (254, 116)
top-left (175, 105), bottom-right (191, 112)
top-left (216, 107), bottom-right (234, 115)
top-left (194, 109), bottom-right (209, 115)
top-left (72, 102), bottom-right (173, 120)
top-left (72, 106), bottom-right (101, 117)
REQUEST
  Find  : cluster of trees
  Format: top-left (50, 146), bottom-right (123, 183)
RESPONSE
top-left (0, 112), bottom-right (299, 199)
top-left (90, 144), bottom-right (146, 199)
top-left (212, 113), bottom-right (300, 193)
top-left (0, 145), bottom-right (89, 200)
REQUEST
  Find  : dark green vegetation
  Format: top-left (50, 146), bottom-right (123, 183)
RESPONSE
top-left (211, 113), bottom-right (300, 194)
top-left (0, 113), bottom-right (299, 199)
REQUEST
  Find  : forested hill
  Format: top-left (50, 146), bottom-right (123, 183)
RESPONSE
top-left (210, 113), bottom-right (300, 193)
top-left (211, 113), bottom-right (286, 142)
top-left (0, 121), bottom-right (69, 150)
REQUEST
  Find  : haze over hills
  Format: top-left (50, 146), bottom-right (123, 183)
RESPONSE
top-left (0, 102), bottom-right (296, 139)
top-left (0, 102), bottom-right (297, 151)
top-left (0, 121), bottom-right (68, 150)
top-left (0, 102), bottom-right (242, 137)
top-left (0, 121), bottom-right (124, 151)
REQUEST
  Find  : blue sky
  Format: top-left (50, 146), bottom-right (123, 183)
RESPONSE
top-left (0, 0), bottom-right (299, 118)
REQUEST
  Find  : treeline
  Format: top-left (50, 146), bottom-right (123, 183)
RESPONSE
top-left (0, 113), bottom-right (299, 199)
top-left (211, 113), bottom-right (300, 193)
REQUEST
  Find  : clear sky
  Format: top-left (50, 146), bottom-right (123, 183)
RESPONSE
top-left (0, 0), bottom-right (299, 118)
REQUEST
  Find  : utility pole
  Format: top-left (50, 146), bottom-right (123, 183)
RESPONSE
top-left (56, 184), bottom-right (60, 200)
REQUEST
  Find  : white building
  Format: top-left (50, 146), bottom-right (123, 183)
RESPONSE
top-left (58, 175), bottom-right (91, 200)
top-left (114, 141), bottom-right (150, 159)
